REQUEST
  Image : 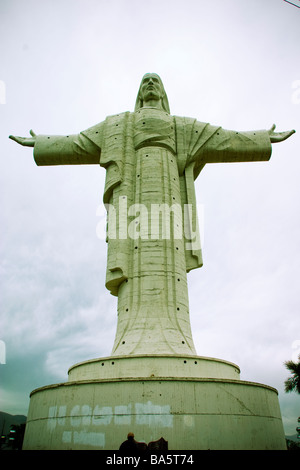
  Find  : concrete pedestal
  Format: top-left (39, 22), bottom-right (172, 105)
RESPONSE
top-left (22, 355), bottom-right (286, 450)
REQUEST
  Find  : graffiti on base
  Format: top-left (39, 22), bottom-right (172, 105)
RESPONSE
top-left (47, 401), bottom-right (173, 448)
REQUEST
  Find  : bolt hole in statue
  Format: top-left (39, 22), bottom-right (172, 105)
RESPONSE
top-left (10, 74), bottom-right (295, 450)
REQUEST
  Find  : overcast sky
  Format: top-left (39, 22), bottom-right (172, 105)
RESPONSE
top-left (0, 0), bottom-right (299, 437)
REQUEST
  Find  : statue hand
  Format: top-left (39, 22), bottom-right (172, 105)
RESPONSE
top-left (268, 124), bottom-right (295, 143)
top-left (9, 129), bottom-right (37, 147)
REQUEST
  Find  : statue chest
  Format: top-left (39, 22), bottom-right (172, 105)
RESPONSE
top-left (133, 108), bottom-right (176, 154)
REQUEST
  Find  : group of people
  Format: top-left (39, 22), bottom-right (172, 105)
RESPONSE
top-left (119, 433), bottom-right (168, 453)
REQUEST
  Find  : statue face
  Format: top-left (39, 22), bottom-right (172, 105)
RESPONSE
top-left (140, 74), bottom-right (164, 103)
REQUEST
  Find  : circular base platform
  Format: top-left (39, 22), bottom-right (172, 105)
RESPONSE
top-left (22, 355), bottom-right (286, 450)
top-left (68, 354), bottom-right (241, 381)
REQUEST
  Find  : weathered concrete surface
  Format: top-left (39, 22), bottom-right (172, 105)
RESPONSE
top-left (67, 354), bottom-right (241, 381)
top-left (23, 377), bottom-right (286, 450)
top-left (23, 356), bottom-right (286, 450)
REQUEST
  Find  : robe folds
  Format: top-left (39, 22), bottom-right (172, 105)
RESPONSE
top-left (33, 109), bottom-right (271, 355)
top-left (34, 110), bottom-right (272, 299)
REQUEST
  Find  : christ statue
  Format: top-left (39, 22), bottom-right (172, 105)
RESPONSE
top-left (9, 73), bottom-right (295, 357)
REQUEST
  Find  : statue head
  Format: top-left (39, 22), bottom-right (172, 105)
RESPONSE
top-left (135, 73), bottom-right (170, 113)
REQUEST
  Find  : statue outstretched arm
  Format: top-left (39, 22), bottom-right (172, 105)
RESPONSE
top-left (193, 123), bottom-right (295, 167)
top-left (9, 125), bottom-right (103, 166)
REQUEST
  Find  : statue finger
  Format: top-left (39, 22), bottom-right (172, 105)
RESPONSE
top-left (283, 129), bottom-right (296, 140)
top-left (9, 135), bottom-right (22, 143)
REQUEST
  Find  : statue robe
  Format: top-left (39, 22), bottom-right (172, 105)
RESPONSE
top-left (33, 109), bottom-right (271, 355)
